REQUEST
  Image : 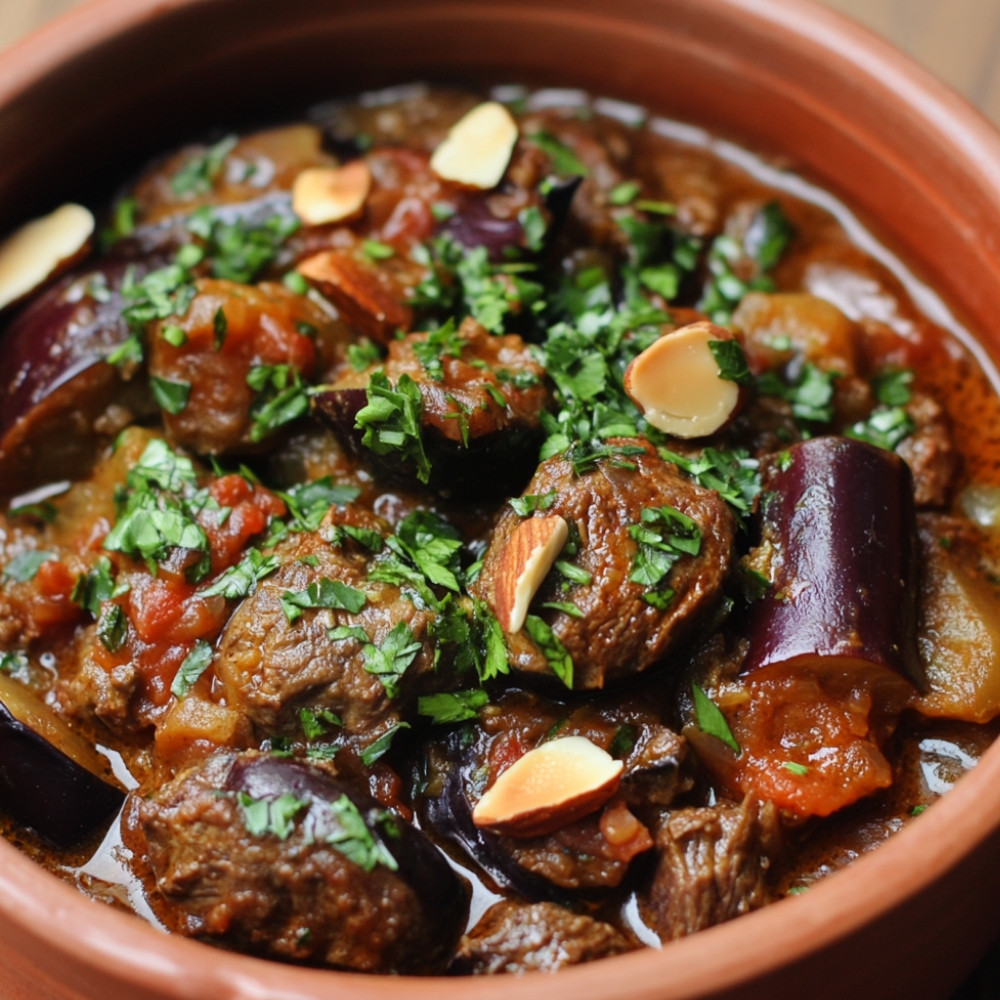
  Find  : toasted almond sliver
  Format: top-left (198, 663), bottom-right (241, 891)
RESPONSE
top-left (291, 160), bottom-right (372, 226)
top-left (429, 101), bottom-right (519, 189)
top-left (624, 320), bottom-right (744, 439)
top-left (472, 735), bottom-right (624, 837)
top-left (493, 514), bottom-right (568, 633)
top-left (0, 203), bottom-right (94, 311)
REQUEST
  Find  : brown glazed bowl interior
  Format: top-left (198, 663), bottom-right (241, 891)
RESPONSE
top-left (2, 1), bottom-right (1000, 998)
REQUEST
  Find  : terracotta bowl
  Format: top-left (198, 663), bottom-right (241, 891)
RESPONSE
top-left (2, 1), bottom-right (1000, 998)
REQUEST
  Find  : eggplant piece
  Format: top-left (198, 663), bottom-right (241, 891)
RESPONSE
top-left (0, 260), bottom-right (156, 494)
top-left (440, 177), bottom-right (581, 261)
top-left (313, 319), bottom-right (549, 499)
top-left (129, 750), bottom-right (468, 973)
top-left (743, 435), bottom-right (921, 685)
top-left (0, 674), bottom-right (124, 847)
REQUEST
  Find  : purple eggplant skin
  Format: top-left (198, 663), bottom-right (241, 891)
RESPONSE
top-left (225, 753), bottom-right (469, 940)
top-left (440, 176), bottom-right (582, 261)
top-left (0, 675), bottom-right (124, 848)
top-left (742, 435), bottom-right (922, 687)
top-left (0, 260), bottom-right (157, 495)
top-left (422, 735), bottom-right (572, 905)
top-left (313, 385), bottom-right (543, 500)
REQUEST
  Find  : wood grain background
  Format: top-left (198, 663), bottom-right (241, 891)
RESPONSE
top-left (2, 0), bottom-right (1000, 126)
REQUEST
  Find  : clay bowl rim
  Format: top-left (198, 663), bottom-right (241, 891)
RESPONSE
top-left (1, 0), bottom-right (1000, 998)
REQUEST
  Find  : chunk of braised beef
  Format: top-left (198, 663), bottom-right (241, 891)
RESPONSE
top-left (896, 391), bottom-right (960, 508)
top-left (472, 442), bottom-right (735, 689)
top-left (147, 279), bottom-right (326, 455)
top-left (214, 504), bottom-right (437, 742)
top-left (313, 317), bottom-right (550, 499)
top-left (125, 750), bottom-right (467, 973)
top-left (452, 900), bottom-right (632, 975)
top-left (638, 796), bottom-right (781, 941)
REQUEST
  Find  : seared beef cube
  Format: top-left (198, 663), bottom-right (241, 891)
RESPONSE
top-left (473, 441), bottom-right (735, 689)
top-left (453, 901), bottom-right (631, 975)
top-left (639, 796), bottom-right (780, 941)
top-left (214, 504), bottom-right (435, 741)
top-left (125, 750), bottom-right (467, 973)
top-left (147, 279), bottom-right (325, 455)
top-left (313, 317), bottom-right (549, 498)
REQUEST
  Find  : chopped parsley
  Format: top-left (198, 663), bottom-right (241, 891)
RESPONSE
top-left (355, 372), bottom-right (431, 483)
top-left (628, 505), bottom-right (702, 609)
top-left (269, 477), bottom-right (361, 540)
top-left (846, 406), bottom-right (915, 452)
top-left (171, 134), bottom-right (238, 196)
top-left (529, 130), bottom-right (588, 176)
top-left (756, 362), bottom-right (837, 426)
top-left (709, 339), bottom-right (754, 386)
top-left (359, 721), bottom-right (411, 765)
top-left (524, 614), bottom-right (573, 688)
top-left (418, 688), bottom-right (490, 724)
top-left (699, 201), bottom-right (793, 324)
top-left (781, 760), bottom-right (810, 776)
top-left (238, 790), bottom-right (307, 841)
top-left (2, 550), bottom-right (57, 583)
top-left (509, 490), bottom-right (558, 516)
top-left (170, 639), bottom-right (214, 698)
top-left (150, 375), bottom-right (192, 415)
top-left (325, 795), bottom-right (398, 872)
top-left (659, 447), bottom-right (760, 525)
top-left (361, 622), bottom-right (423, 698)
top-left (200, 548), bottom-right (280, 599)
top-left (411, 320), bottom-right (465, 382)
top-left (72, 557), bottom-right (128, 616)
top-left (100, 440), bottom-right (223, 581)
top-left (280, 578), bottom-right (367, 624)
top-left (97, 604), bottom-right (129, 653)
top-left (299, 706), bottom-right (343, 741)
top-left (692, 684), bottom-right (740, 753)
top-left (246, 364), bottom-right (311, 442)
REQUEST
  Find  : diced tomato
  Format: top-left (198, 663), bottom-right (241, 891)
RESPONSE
top-left (205, 475), bottom-right (286, 572)
top-left (723, 671), bottom-right (898, 817)
top-left (28, 559), bottom-right (84, 629)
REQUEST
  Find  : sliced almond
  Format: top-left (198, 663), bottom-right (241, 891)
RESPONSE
top-left (0, 203), bottom-right (94, 311)
top-left (472, 735), bottom-right (624, 837)
top-left (624, 320), bottom-right (745, 438)
top-left (291, 160), bottom-right (372, 226)
top-left (493, 514), bottom-right (568, 633)
top-left (429, 101), bottom-right (519, 189)
top-left (297, 249), bottom-right (413, 343)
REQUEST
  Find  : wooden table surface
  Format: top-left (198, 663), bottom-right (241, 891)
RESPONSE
top-left (1, 1), bottom-right (999, 999)
top-left (3, 0), bottom-right (1000, 127)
